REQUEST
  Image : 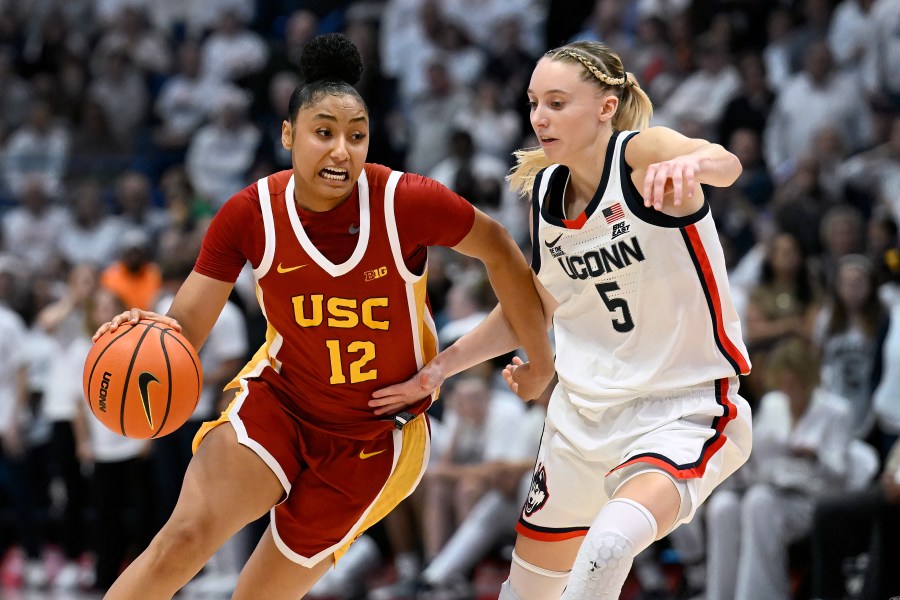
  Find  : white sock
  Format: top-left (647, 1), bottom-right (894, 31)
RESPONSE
top-left (561, 498), bottom-right (658, 599)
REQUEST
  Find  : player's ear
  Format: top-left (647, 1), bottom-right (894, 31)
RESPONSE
top-left (281, 120), bottom-right (293, 150)
top-left (598, 94), bottom-right (619, 123)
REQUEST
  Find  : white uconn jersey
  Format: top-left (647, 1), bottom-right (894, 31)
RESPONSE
top-left (532, 130), bottom-right (750, 407)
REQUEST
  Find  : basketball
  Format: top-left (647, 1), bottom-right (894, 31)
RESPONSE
top-left (83, 320), bottom-right (203, 439)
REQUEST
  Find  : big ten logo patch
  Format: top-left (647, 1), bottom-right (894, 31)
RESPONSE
top-left (364, 266), bottom-right (388, 281)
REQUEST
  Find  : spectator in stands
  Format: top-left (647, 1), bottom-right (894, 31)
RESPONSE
top-left (199, 8), bottom-right (268, 84)
top-left (99, 230), bottom-right (162, 311)
top-left (816, 204), bottom-right (866, 287)
top-left (828, 0), bottom-right (877, 85)
top-left (836, 114), bottom-right (900, 222)
top-left (705, 336), bottom-right (854, 600)
top-left (1, 177), bottom-right (69, 272)
top-left (418, 381), bottom-right (549, 599)
top-left (764, 41), bottom-right (873, 182)
top-left (812, 437), bottom-right (900, 599)
top-left (744, 232), bottom-right (820, 401)
top-left (156, 165), bottom-right (213, 264)
top-left (762, 8), bottom-right (794, 90)
top-left (0, 265), bottom-right (32, 577)
top-left (92, 6), bottom-right (172, 79)
top-left (0, 47), bottom-right (33, 137)
top-left (58, 181), bottom-right (125, 269)
top-left (405, 60), bottom-right (472, 175)
top-left (653, 35), bottom-right (740, 138)
top-left (113, 171), bottom-right (170, 243)
top-left (866, 0), bottom-right (900, 107)
top-left (1, 99), bottom-right (69, 198)
top-left (153, 41), bottom-right (234, 151)
top-left (419, 376), bottom-right (525, 564)
top-left (87, 47), bottom-right (148, 150)
top-left (813, 254), bottom-right (886, 437)
top-left (34, 263), bottom-right (99, 590)
top-left (69, 98), bottom-right (130, 185)
top-left (185, 88), bottom-right (261, 207)
top-left (429, 130), bottom-right (506, 213)
top-left (718, 52), bottom-right (774, 147)
top-left (452, 78), bottom-right (521, 162)
top-left (73, 287), bottom-right (152, 591)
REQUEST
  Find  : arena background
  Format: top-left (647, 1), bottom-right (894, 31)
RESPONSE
top-left (0, 0), bottom-right (898, 598)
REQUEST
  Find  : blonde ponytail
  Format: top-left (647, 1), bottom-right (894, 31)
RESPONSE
top-left (614, 72), bottom-right (653, 131)
top-left (507, 147), bottom-right (553, 198)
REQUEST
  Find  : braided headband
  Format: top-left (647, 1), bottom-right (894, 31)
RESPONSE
top-left (558, 50), bottom-right (632, 87)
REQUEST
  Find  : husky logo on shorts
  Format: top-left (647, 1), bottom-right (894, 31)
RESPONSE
top-left (523, 464), bottom-right (549, 516)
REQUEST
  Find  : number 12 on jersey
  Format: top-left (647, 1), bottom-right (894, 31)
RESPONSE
top-left (594, 282), bottom-right (634, 332)
top-left (325, 340), bottom-right (377, 384)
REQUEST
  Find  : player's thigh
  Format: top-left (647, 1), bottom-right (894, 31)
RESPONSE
top-left (169, 423), bottom-right (283, 537)
top-left (612, 471), bottom-right (681, 537)
top-left (232, 526), bottom-right (332, 600)
top-left (513, 534), bottom-right (583, 573)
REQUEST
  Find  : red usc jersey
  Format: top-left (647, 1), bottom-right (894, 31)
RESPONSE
top-left (195, 165), bottom-right (475, 439)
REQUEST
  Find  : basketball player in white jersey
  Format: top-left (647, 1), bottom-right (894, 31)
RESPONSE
top-left (372, 41), bottom-right (753, 599)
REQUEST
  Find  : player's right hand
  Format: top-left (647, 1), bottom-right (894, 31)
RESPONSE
top-left (92, 308), bottom-right (183, 342)
top-left (370, 359), bottom-right (445, 416)
top-left (503, 356), bottom-right (553, 401)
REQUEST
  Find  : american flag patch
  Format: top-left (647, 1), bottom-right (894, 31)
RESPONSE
top-left (602, 203), bottom-right (625, 224)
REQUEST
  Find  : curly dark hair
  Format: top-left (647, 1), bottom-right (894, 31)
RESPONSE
top-left (287, 33), bottom-right (366, 121)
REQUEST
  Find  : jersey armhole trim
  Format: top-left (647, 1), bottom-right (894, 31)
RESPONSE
top-left (619, 131), bottom-right (711, 228)
top-left (384, 171), bottom-right (423, 283)
top-left (252, 177), bottom-right (276, 279)
top-left (530, 167), bottom-right (551, 275)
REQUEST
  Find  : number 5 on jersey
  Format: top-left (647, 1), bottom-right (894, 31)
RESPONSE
top-left (595, 282), bottom-right (634, 332)
top-left (326, 340), bottom-right (377, 384)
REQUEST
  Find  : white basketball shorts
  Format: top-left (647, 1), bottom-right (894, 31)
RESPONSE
top-left (517, 377), bottom-right (752, 541)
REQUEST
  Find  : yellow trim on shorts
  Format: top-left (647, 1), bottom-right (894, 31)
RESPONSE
top-left (191, 390), bottom-right (241, 454)
top-left (334, 415), bottom-right (428, 562)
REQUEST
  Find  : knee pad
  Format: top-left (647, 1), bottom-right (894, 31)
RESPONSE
top-left (561, 498), bottom-right (658, 600)
top-left (498, 550), bottom-right (569, 600)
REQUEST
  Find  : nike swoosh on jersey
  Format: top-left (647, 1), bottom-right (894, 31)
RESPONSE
top-left (359, 449), bottom-right (387, 460)
top-left (277, 262), bottom-right (307, 274)
top-left (138, 371), bottom-right (159, 429)
top-left (544, 233), bottom-right (564, 247)
top-left (349, 224), bottom-right (360, 234)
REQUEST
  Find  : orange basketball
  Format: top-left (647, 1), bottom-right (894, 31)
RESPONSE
top-left (83, 320), bottom-right (203, 439)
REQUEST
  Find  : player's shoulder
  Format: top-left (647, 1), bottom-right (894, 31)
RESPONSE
top-left (363, 162), bottom-right (395, 185)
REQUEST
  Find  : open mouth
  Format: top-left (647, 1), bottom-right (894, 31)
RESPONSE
top-left (319, 167), bottom-right (349, 181)
top-left (539, 136), bottom-right (558, 144)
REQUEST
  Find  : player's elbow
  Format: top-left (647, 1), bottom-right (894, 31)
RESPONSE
top-left (723, 148), bottom-right (743, 185)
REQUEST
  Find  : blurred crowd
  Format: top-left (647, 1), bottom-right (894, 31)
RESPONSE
top-left (0, 0), bottom-right (898, 599)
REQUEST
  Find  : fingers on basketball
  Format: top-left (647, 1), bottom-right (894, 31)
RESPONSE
top-left (83, 320), bottom-right (204, 439)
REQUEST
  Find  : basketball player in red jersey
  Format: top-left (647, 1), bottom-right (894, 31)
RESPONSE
top-left (93, 33), bottom-right (554, 600)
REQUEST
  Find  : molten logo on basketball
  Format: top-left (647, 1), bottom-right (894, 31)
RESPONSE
top-left (99, 371), bottom-right (112, 412)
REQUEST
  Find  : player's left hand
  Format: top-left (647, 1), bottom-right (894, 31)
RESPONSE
top-left (370, 359), bottom-right (445, 416)
top-left (502, 356), bottom-right (553, 401)
top-left (642, 155), bottom-right (701, 211)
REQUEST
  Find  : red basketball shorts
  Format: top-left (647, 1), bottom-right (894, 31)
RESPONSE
top-left (193, 377), bottom-right (430, 566)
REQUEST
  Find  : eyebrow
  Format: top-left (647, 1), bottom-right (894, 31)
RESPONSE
top-left (526, 88), bottom-right (570, 96)
top-left (313, 113), bottom-right (368, 123)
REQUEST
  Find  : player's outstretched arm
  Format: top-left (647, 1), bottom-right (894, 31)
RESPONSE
top-left (448, 210), bottom-right (555, 392)
top-left (371, 211), bottom-right (555, 412)
top-left (626, 126), bottom-right (742, 213)
top-left (92, 271), bottom-right (234, 353)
